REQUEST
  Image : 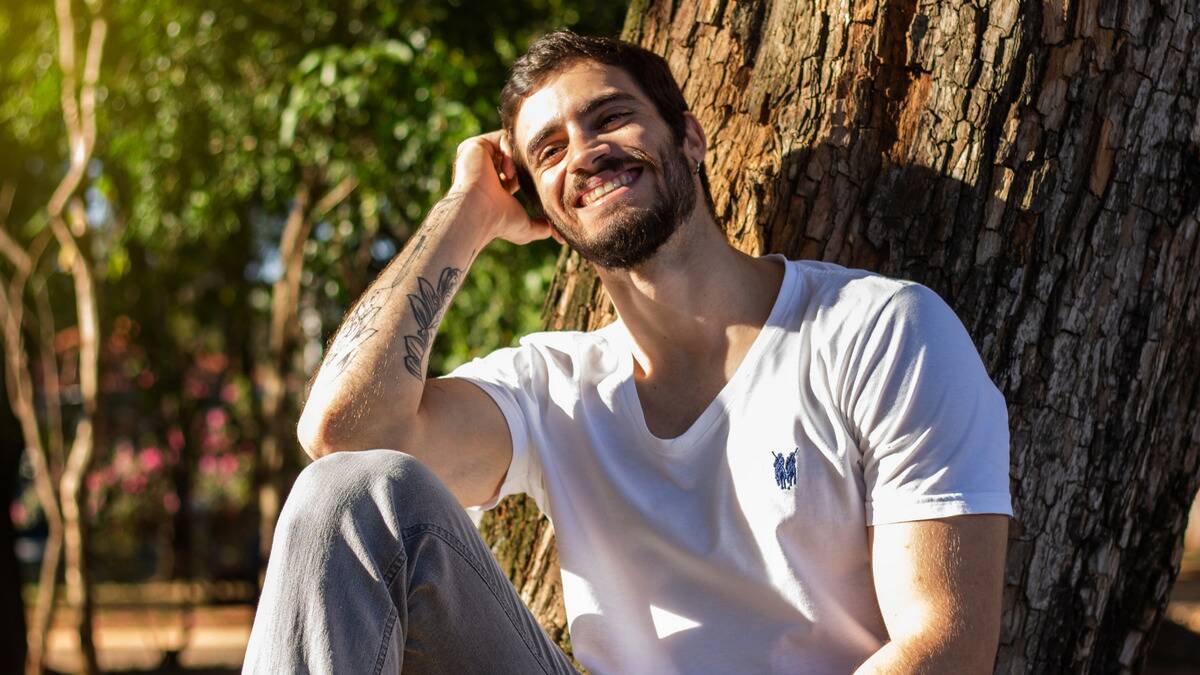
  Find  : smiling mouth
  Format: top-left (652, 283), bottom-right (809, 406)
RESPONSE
top-left (577, 167), bottom-right (643, 208)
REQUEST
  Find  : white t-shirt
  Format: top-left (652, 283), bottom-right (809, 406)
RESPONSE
top-left (448, 256), bottom-right (1012, 674)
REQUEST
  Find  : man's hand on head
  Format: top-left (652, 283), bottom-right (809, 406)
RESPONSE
top-left (452, 131), bottom-right (556, 246)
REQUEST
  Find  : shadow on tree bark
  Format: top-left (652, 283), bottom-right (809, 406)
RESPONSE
top-left (477, 1), bottom-right (1200, 672)
top-left (490, 122), bottom-right (1200, 673)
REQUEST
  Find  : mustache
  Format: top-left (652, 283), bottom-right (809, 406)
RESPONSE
top-left (567, 150), bottom-right (657, 208)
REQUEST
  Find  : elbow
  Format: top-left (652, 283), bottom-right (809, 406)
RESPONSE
top-left (296, 407), bottom-right (332, 460)
top-left (296, 400), bottom-right (412, 460)
top-left (296, 403), bottom-right (354, 460)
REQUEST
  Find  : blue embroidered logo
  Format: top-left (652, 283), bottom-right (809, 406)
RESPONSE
top-left (772, 449), bottom-right (798, 490)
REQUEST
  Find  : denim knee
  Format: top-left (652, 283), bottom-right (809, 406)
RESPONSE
top-left (275, 449), bottom-right (457, 545)
top-left (290, 449), bottom-right (438, 498)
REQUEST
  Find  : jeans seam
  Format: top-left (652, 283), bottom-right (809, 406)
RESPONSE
top-left (371, 547), bottom-right (408, 675)
top-left (371, 607), bottom-right (400, 675)
top-left (402, 522), bottom-right (557, 675)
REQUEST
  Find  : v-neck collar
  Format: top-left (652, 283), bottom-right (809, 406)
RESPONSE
top-left (606, 255), bottom-right (797, 454)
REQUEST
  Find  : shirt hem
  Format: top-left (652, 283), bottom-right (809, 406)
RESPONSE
top-left (866, 492), bottom-right (1013, 526)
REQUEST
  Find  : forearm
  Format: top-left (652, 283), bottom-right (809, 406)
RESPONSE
top-left (298, 191), bottom-right (492, 455)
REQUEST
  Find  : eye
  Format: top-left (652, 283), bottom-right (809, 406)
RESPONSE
top-left (600, 111), bottom-right (631, 127)
top-left (538, 144), bottom-right (563, 164)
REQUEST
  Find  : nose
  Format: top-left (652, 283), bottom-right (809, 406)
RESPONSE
top-left (566, 130), bottom-right (614, 177)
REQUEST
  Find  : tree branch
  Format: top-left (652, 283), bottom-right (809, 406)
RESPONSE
top-left (312, 175), bottom-right (359, 222)
top-left (47, 3), bottom-right (107, 221)
top-left (0, 181), bottom-right (14, 226)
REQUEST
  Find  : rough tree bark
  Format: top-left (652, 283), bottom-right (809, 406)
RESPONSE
top-left (481, 0), bottom-right (1200, 673)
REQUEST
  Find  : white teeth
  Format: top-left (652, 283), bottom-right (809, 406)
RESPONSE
top-left (582, 171), bottom-right (635, 206)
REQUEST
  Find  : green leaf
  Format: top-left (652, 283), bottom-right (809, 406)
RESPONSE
top-left (383, 39), bottom-right (413, 63)
top-left (280, 108), bottom-right (297, 145)
top-left (298, 52), bottom-right (321, 74)
top-left (320, 60), bottom-right (337, 86)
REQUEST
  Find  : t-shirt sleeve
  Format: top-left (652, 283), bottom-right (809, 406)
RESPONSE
top-left (441, 343), bottom-right (543, 523)
top-left (845, 283), bottom-right (1013, 526)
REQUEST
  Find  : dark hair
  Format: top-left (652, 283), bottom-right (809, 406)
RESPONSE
top-left (499, 30), bottom-right (715, 216)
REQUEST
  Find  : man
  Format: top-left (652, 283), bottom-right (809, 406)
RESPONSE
top-left (244, 31), bottom-right (1012, 674)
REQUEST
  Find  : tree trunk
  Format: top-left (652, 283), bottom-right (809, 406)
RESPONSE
top-left (485, 1), bottom-right (1200, 672)
top-left (258, 175), bottom-right (357, 583)
top-left (256, 180), bottom-right (312, 582)
top-left (0, 199), bottom-right (62, 675)
top-left (51, 200), bottom-right (102, 675)
top-left (41, 3), bottom-right (108, 672)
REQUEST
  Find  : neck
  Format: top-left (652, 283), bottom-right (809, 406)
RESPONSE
top-left (596, 209), bottom-right (784, 377)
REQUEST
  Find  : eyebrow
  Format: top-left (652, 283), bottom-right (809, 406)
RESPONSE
top-left (523, 92), bottom-right (640, 164)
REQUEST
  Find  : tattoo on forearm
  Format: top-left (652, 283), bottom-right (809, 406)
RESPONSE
top-left (384, 194), bottom-right (465, 290)
top-left (386, 234), bottom-right (427, 289)
top-left (325, 287), bottom-right (383, 374)
top-left (321, 192), bottom-right (469, 378)
top-left (402, 266), bottom-right (462, 379)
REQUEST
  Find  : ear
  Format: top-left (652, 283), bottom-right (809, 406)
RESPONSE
top-left (500, 130), bottom-right (516, 165)
top-left (682, 112), bottom-right (707, 166)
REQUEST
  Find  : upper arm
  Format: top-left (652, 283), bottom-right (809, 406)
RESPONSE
top-left (868, 514), bottom-right (1009, 671)
top-left (407, 376), bottom-right (515, 508)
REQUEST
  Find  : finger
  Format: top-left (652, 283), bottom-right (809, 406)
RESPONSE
top-left (498, 134), bottom-right (519, 191)
top-left (504, 159), bottom-right (519, 192)
top-left (499, 134), bottom-right (518, 175)
top-left (491, 151), bottom-right (505, 183)
top-left (460, 135), bottom-right (505, 185)
top-left (455, 136), bottom-right (492, 167)
top-left (498, 165), bottom-right (515, 190)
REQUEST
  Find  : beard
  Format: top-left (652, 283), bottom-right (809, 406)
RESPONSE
top-left (547, 142), bottom-right (697, 270)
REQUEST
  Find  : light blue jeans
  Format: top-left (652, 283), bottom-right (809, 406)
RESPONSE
top-left (243, 449), bottom-right (578, 674)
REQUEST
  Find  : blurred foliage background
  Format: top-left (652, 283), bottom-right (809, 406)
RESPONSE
top-left (0, 0), bottom-right (625, 669)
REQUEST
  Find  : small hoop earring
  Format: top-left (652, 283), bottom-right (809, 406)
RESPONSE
top-left (693, 159), bottom-right (702, 175)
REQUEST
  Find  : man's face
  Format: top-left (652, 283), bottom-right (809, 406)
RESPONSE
top-left (511, 61), bottom-right (697, 269)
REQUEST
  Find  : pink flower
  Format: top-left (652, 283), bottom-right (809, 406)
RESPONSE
top-left (86, 472), bottom-right (104, 493)
top-left (202, 434), bottom-right (228, 453)
top-left (199, 455), bottom-right (217, 474)
top-left (219, 454), bottom-right (239, 476)
top-left (121, 475), bottom-right (146, 494)
top-left (163, 492), bottom-right (180, 514)
top-left (185, 376), bottom-right (209, 399)
top-left (167, 427), bottom-right (185, 452)
top-left (206, 408), bottom-right (228, 430)
top-left (196, 352), bottom-right (228, 374)
top-left (221, 383), bottom-right (239, 404)
top-left (113, 441), bottom-right (136, 475)
top-left (10, 501), bottom-right (26, 527)
top-left (139, 447), bottom-right (163, 472)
